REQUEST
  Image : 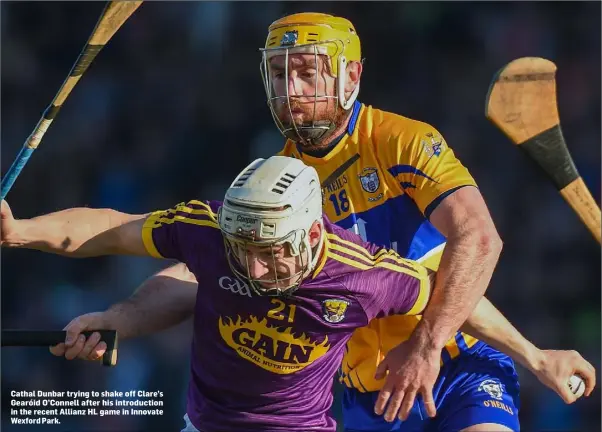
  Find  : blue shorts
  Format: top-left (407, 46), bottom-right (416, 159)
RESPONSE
top-left (342, 347), bottom-right (520, 432)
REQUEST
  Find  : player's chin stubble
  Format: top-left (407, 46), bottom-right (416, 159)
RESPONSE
top-left (277, 102), bottom-right (348, 148)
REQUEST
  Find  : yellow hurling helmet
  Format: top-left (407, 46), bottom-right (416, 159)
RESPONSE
top-left (260, 13), bottom-right (362, 144)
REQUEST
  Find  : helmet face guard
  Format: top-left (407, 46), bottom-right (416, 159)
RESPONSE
top-left (259, 14), bottom-right (362, 146)
top-left (218, 156), bottom-right (324, 297)
top-left (222, 229), bottom-right (310, 297)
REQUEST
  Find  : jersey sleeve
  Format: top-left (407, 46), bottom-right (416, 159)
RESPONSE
top-left (141, 199), bottom-right (221, 263)
top-left (384, 122), bottom-right (477, 218)
top-left (350, 251), bottom-right (432, 322)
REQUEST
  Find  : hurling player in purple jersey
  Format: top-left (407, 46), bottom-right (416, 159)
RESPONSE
top-left (1, 156), bottom-right (439, 432)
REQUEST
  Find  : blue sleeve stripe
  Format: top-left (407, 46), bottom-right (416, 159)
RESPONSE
top-left (387, 165), bottom-right (438, 183)
top-left (424, 185), bottom-right (476, 219)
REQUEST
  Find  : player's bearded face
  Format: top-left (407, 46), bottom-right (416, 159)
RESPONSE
top-left (267, 54), bottom-right (347, 147)
top-left (232, 242), bottom-right (308, 292)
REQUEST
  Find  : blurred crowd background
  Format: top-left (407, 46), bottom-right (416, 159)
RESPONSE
top-left (1, 2), bottom-right (600, 431)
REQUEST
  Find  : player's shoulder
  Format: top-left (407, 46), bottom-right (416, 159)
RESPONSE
top-left (322, 225), bottom-right (419, 301)
top-left (178, 199), bottom-right (221, 221)
top-left (324, 217), bottom-right (381, 257)
top-left (321, 217), bottom-right (403, 282)
top-left (360, 103), bottom-right (443, 148)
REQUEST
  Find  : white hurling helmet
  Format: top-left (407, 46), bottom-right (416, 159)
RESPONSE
top-left (218, 156), bottom-right (324, 296)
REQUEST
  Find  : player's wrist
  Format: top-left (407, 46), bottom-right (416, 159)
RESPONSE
top-left (100, 308), bottom-right (133, 339)
top-left (3, 219), bottom-right (31, 247)
top-left (408, 319), bottom-right (449, 351)
top-left (523, 346), bottom-right (547, 374)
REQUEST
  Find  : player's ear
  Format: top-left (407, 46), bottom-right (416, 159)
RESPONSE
top-left (307, 220), bottom-right (323, 248)
top-left (345, 61), bottom-right (362, 94)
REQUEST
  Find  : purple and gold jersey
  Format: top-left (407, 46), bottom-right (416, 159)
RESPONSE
top-left (141, 199), bottom-right (431, 432)
top-left (278, 101), bottom-right (485, 393)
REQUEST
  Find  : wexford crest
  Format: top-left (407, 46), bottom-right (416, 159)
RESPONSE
top-left (358, 167), bottom-right (380, 193)
top-left (322, 299), bottom-right (350, 323)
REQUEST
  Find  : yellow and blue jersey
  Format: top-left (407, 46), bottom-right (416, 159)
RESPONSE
top-left (279, 101), bottom-right (485, 393)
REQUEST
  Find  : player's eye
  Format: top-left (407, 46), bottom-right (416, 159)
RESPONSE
top-left (301, 70), bottom-right (316, 79)
top-left (259, 250), bottom-right (273, 259)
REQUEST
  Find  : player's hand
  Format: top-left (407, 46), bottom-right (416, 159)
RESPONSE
top-left (532, 349), bottom-right (596, 403)
top-left (1, 200), bottom-right (18, 246)
top-left (49, 312), bottom-right (110, 361)
top-left (374, 339), bottom-right (441, 422)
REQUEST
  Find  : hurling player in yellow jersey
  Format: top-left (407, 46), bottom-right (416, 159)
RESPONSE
top-left (43, 12), bottom-right (596, 432)
top-left (263, 12), bottom-right (509, 430)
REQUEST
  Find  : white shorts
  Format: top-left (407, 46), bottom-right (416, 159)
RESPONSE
top-left (181, 413), bottom-right (200, 432)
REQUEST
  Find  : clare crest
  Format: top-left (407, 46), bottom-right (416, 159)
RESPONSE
top-left (280, 30), bottom-right (298, 47)
top-left (358, 167), bottom-right (380, 193)
top-left (322, 299), bottom-right (350, 323)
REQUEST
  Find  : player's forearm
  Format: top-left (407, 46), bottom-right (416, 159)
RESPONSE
top-left (460, 297), bottom-right (545, 374)
top-left (411, 227), bottom-right (502, 349)
top-left (4, 208), bottom-right (137, 257)
top-left (101, 263), bottom-right (197, 340)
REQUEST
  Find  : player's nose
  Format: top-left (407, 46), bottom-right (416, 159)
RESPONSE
top-left (287, 74), bottom-right (300, 96)
top-left (247, 257), bottom-right (269, 279)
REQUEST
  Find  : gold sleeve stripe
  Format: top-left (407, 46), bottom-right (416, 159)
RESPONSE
top-left (156, 215), bottom-right (219, 229)
top-left (328, 233), bottom-right (425, 275)
top-left (162, 202), bottom-right (217, 222)
top-left (328, 243), bottom-right (422, 279)
top-left (141, 207), bottom-right (219, 257)
top-left (329, 241), bottom-right (388, 264)
top-left (185, 200), bottom-right (218, 221)
top-left (405, 276), bottom-right (431, 315)
top-left (327, 251), bottom-right (430, 315)
top-left (327, 233), bottom-right (376, 260)
top-left (175, 206), bottom-right (217, 222)
top-left (377, 250), bottom-right (425, 274)
top-left (328, 251), bottom-right (370, 270)
top-left (328, 251), bottom-right (427, 281)
top-left (141, 211), bottom-right (165, 258)
top-left (375, 261), bottom-right (423, 277)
